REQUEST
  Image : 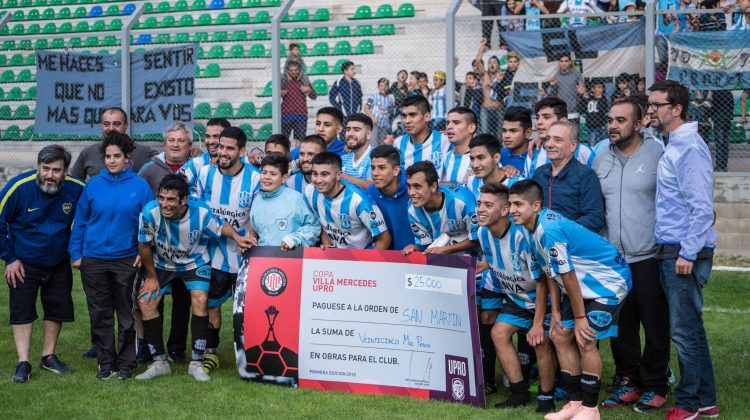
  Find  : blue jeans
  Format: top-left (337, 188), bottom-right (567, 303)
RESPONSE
top-left (659, 257), bottom-right (717, 412)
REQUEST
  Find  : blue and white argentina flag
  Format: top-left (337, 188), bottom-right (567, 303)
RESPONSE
top-left (667, 31), bottom-right (750, 90)
top-left (502, 21), bottom-right (645, 83)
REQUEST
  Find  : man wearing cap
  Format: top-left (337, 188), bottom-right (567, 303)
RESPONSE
top-left (429, 71), bottom-right (448, 131)
top-left (329, 60), bottom-right (363, 120)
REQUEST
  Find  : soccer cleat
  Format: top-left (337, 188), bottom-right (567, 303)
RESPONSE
top-left (40, 354), bottom-right (73, 374)
top-left (698, 406), bottom-right (720, 418)
top-left (536, 396), bottom-right (556, 414)
top-left (96, 369), bottom-right (117, 380)
top-left (602, 378), bottom-right (642, 408)
top-left (666, 407), bottom-right (698, 420)
top-left (494, 392), bottom-right (532, 409)
top-left (607, 374), bottom-right (624, 393)
top-left (203, 353), bottom-right (220, 374)
top-left (135, 360), bottom-right (171, 380)
top-left (633, 391), bottom-right (667, 413)
top-left (187, 361), bottom-right (211, 382)
top-left (571, 405), bottom-right (601, 420)
top-left (484, 383), bottom-right (498, 395)
top-left (12, 361), bottom-right (32, 383)
top-left (545, 401), bottom-right (583, 420)
top-left (168, 351), bottom-right (186, 364)
top-left (118, 371), bottom-right (133, 380)
top-left (82, 347), bottom-right (97, 358)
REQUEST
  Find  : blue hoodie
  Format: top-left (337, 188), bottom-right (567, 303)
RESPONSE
top-left (367, 172), bottom-right (414, 251)
top-left (69, 168), bottom-right (154, 262)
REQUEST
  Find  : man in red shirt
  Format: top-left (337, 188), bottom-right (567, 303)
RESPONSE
top-left (281, 62), bottom-right (317, 142)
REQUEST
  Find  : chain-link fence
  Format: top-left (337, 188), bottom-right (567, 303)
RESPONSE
top-left (0, 0), bottom-right (748, 187)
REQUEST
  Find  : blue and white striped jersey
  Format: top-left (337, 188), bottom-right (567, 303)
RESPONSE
top-left (194, 163), bottom-right (261, 273)
top-left (394, 130), bottom-right (450, 172)
top-left (341, 146), bottom-right (372, 180)
top-left (477, 223), bottom-right (541, 309)
top-left (464, 173), bottom-right (526, 201)
top-left (304, 181), bottom-right (388, 249)
top-left (178, 152), bottom-right (211, 190)
top-left (525, 208), bottom-right (631, 305)
top-left (286, 172), bottom-right (311, 194)
top-left (441, 147), bottom-right (472, 184)
top-left (524, 143), bottom-right (595, 178)
top-left (138, 198), bottom-right (224, 272)
top-left (408, 185), bottom-right (477, 247)
top-left (429, 87), bottom-right (447, 121)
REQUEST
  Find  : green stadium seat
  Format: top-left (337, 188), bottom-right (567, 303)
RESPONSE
top-left (259, 81), bottom-right (272, 97)
top-left (156, 1), bottom-right (170, 12)
top-left (74, 6), bottom-right (87, 17)
top-left (312, 41), bottom-right (329, 56)
top-left (193, 102), bottom-right (211, 118)
top-left (291, 27), bottom-right (308, 39)
top-left (375, 4), bottom-right (393, 18)
top-left (236, 102), bottom-right (255, 118)
top-left (35, 39), bottom-right (48, 49)
top-left (58, 7), bottom-right (71, 18)
top-left (174, 0), bottom-right (188, 11)
top-left (397, 2), bottom-right (415, 17)
top-left (313, 7), bottom-right (329, 21)
top-left (253, 10), bottom-right (270, 23)
top-left (160, 15), bottom-right (176, 27)
top-left (248, 44), bottom-right (265, 58)
top-left (193, 31), bottom-right (208, 42)
top-left (216, 12), bottom-right (231, 25)
top-left (59, 22), bottom-right (73, 33)
top-left (51, 38), bottom-right (65, 48)
top-left (0, 26), bottom-right (7, 37)
top-left (197, 46), bottom-right (204, 59)
top-left (333, 40), bottom-right (352, 55)
top-left (26, 24), bottom-right (41, 35)
top-left (0, 70), bottom-right (13, 82)
top-left (12, 25), bottom-right (24, 36)
top-left (265, 0), bottom-right (280, 5)
top-left (255, 123), bottom-right (271, 141)
top-left (231, 30), bottom-right (247, 41)
top-left (204, 63), bottom-right (220, 77)
top-left (0, 56), bottom-right (5, 67)
top-left (143, 17), bottom-right (157, 28)
top-left (0, 106), bottom-right (12, 119)
top-left (352, 5), bottom-right (371, 19)
top-left (25, 54), bottom-right (36, 65)
top-left (239, 124), bottom-right (253, 140)
top-left (21, 0), bottom-right (32, 6)
top-left (143, 2), bottom-right (154, 13)
top-left (7, 87), bottom-right (22, 100)
top-left (174, 33), bottom-right (190, 43)
top-left (229, 44), bottom-right (244, 58)
top-left (28, 9), bottom-right (41, 20)
top-left (308, 60), bottom-right (328, 75)
top-left (105, 4), bottom-right (119, 15)
top-left (355, 25), bottom-right (372, 36)
top-left (228, 0), bottom-right (241, 7)
top-left (333, 25), bottom-right (350, 37)
top-left (50, 0), bottom-right (62, 5)
top-left (332, 58), bottom-right (349, 74)
top-left (22, 125), bottom-right (35, 140)
top-left (1, 41), bottom-right (15, 51)
top-left (356, 39), bottom-right (374, 54)
top-left (195, 63), bottom-right (201, 77)
top-left (279, 43), bottom-right (286, 56)
top-left (279, 28), bottom-right (288, 39)
top-left (92, 20), bottom-right (106, 31)
top-left (197, 13), bottom-right (212, 25)
top-left (13, 105), bottom-right (31, 119)
top-left (296, 42), bottom-right (308, 56)
top-left (109, 19), bottom-right (122, 31)
top-left (69, 37), bottom-right (82, 47)
top-left (75, 21), bottom-right (90, 32)
top-left (156, 33), bottom-right (171, 43)
top-left (85, 36), bottom-right (99, 47)
top-left (312, 79), bottom-right (328, 95)
top-left (191, 0), bottom-right (205, 9)
top-left (9, 54), bottom-right (23, 66)
top-left (193, 123), bottom-right (205, 139)
top-left (17, 69), bottom-right (32, 82)
top-left (251, 28), bottom-right (268, 40)
top-left (11, 10), bottom-right (24, 21)
top-left (312, 27), bottom-right (329, 38)
top-left (257, 101), bottom-right (272, 118)
top-left (212, 31), bottom-right (228, 41)
top-left (292, 8), bottom-right (309, 22)
top-left (102, 35), bottom-right (117, 46)
top-left (234, 11), bottom-right (250, 24)
top-left (247, 0), bottom-right (262, 6)
top-left (36, 0), bottom-right (48, 6)
top-left (19, 40), bottom-right (32, 50)
top-left (207, 45), bottom-right (224, 58)
top-left (42, 8), bottom-right (55, 19)
top-left (214, 102), bottom-right (233, 118)
top-left (3, 125), bottom-right (19, 139)
top-left (178, 14), bottom-right (194, 26)
top-left (377, 23), bottom-right (395, 35)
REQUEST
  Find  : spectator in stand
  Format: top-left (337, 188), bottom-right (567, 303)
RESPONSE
top-left (504, 0), bottom-right (548, 31)
top-left (429, 71), bottom-right (448, 131)
top-left (557, 0), bottom-right (607, 26)
top-left (663, 0), bottom-right (696, 32)
top-left (728, 0), bottom-right (750, 30)
top-left (491, 52), bottom-right (519, 109)
top-left (612, 73), bottom-right (634, 103)
top-left (578, 80), bottom-right (610, 145)
top-left (365, 78), bottom-right (398, 147)
top-left (329, 60), bottom-right (362, 119)
top-left (408, 71), bottom-right (422, 97)
top-left (691, 0), bottom-right (725, 30)
top-left (460, 72), bottom-right (484, 117)
top-left (390, 69), bottom-right (409, 108)
top-left (476, 0), bottom-right (506, 48)
top-left (637, 77), bottom-right (646, 94)
top-left (283, 43), bottom-right (309, 86)
top-left (542, 53), bottom-right (584, 125)
top-left (473, 38), bottom-right (504, 137)
top-left (418, 72), bottom-right (431, 98)
top-left (281, 62), bottom-right (317, 142)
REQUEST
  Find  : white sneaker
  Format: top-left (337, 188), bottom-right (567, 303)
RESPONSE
top-left (135, 360), bottom-right (171, 380)
top-left (188, 361), bottom-right (211, 382)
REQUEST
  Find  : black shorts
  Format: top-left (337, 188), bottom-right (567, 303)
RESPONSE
top-left (208, 269), bottom-right (237, 308)
top-left (558, 295), bottom-right (624, 340)
top-left (478, 288), bottom-right (503, 311)
top-left (498, 297), bottom-right (536, 332)
top-left (9, 261), bottom-right (74, 325)
top-left (138, 265), bottom-right (212, 301)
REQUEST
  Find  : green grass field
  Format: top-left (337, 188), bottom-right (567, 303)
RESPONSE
top-left (1, 266), bottom-right (748, 419)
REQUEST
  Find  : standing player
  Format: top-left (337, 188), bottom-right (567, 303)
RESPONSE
top-left (287, 135), bottom-right (326, 193)
top-left (136, 174), bottom-right (254, 382)
top-left (1, 146), bottom-right (84, 382)
top-left (509, 180), bottom-right (631, 420)
top-left (394, 95), bottom-right (450, 172)
top-left (367, 145), bottom-right (414, 251)
top-left (179, 118), bottom-right (231, 188)
top-left (466, 134), bottom-right (525, 198)
top-left (193, 127), bottom-right (261, 374)
top-left (290, 107), bottom-right (347, 159)
top-left (475, 183), bottom-right (556, 413)
top-left (500, 106), bottom-right (534, 172)
top-left (402, 161), bottom-right (477, 256)
top-left (441, 107), bottom-right (477, 184)
top-left (305, 152), bottom-right (392, 250)
top-left (340, 113), bottom-right (374, 190)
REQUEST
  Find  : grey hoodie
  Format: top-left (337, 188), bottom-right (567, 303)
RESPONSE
top-left (137, 152), bottom-right (175, 197)
top-left (592, 137), bottom-right (664, 263)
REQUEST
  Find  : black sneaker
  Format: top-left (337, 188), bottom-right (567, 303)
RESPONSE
top-left (40, 354), bottom-right (73, 374)
top-left (607, 374), bottom-right (625, 393)
top-left (168, 351), bottom-right (186, 364)
top-left (536, 392), bottom-right (556, 413)
top-left (484, 383), bottom-right (498, 395)
top-left (82, 347), bottom-right (97, 358)
top-left (118, 371), bottom-right (133, 380)
top-left (136, 343), bottom-right (152, 364)
top-left (494, 392), bottom-right (532, 409)
top-left (96, 369), bottom-right (117, 380)
top-left (12, 361), bottom-right (32, 383)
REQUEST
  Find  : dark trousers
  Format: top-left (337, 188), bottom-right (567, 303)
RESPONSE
top-left (166, 279), bottom-right (191, 357)
top-left (480, 1), bottom-right (504, 44)
top-left (609, 257), bottom-right (670, 396)
top-left (282, 118), bottom-right (307, 142)
top-left (80, 256), bottom-right (139, 373)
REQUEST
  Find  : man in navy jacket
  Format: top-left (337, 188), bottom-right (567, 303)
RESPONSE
top-left (0, 145), bottom-right (84, 383)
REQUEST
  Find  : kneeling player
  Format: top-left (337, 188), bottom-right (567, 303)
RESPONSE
top-left (509, 180), bottom-right (631, 420)
top-left (136, 174), bottom-right (254, 382)
top-left (476, 183), bottom-right (556, 413)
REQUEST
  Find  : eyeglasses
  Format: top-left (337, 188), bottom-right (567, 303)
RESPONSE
top-left (647, 102), bottom-right (672, 110)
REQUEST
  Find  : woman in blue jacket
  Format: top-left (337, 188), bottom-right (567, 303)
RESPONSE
top-left (69, 133), bottom-right (154, 380)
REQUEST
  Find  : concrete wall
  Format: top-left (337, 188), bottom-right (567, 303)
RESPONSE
top-left (714, 174), bottom-right (750, 257)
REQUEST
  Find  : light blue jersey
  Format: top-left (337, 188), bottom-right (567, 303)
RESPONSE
top-left (394, 130), bottom-right (450, 172)
top-left (179, 152), bottom-right (212, 190)
top-left (341, 146), bottom-right (372, 180)
top-left (139, 198), bottom-right (224, 272)
top-left (286, 172), bottom-right (311, 194)
top-left (304, 181), bottom-right (388, 249)
top-left (524, 143), bottom-right (595, 178)
top-left (408, 185), bottom-right (477, 247)
top-left (441, 147), bottom-right (472, 184)
top-left (478, 223), bottom-right (541, 310)
top-left (250, 187), bottom-right (321, 248)
top-left (194, 163), bottom-right (261, 273)
top-left (464, 173), bottom-right (525, 200)
top-left (526, 209), bottom-right (631, 305)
